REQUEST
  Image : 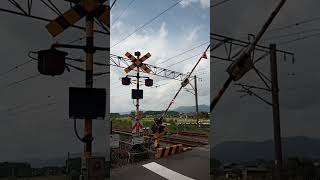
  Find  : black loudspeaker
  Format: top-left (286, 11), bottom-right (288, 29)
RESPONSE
top-left (38, 48), bottom-right (67, 76)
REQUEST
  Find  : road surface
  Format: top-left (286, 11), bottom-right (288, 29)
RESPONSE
top-left (109, 145), bottom-right (211, 180)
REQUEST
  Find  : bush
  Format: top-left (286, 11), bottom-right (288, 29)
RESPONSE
top-left (168, 119), bottom-right (175, 125)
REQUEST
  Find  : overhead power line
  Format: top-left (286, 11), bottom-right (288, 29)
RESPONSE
top-left (46, 0), bottom-right (63, 15)
top-left (163, 52), bottom-right (204, 68)
top-left (112, 0), bottom-right (136, 26)
top-left (268, 15), bottom-right (320, 33)
top-left (278, 31), bottom-right (320, 46)
top-left (0, 6), bottom-right (109, 36)
top-left (2, 95), bottom-right (53, 113)
top-left (262, 28), bottom-right (320, 42)
top-left (157, 41), bottom-right (209, 65)
top-left (1, 73), bottom-right (40, 90)
top-left (111, 0), bottom-right (118, 10)
top-left (0, 59), bottom-right (33, 78)
top-left (40, 0), bottom-right (62, 16)
top-left (67, 36), bottom-right (85, 44)
top-left (159, 44), bottom-right (210, 120)
top-left (111, 0), bottom-right (184, 48)
top-left (211, 0), bottom-right (233, 8)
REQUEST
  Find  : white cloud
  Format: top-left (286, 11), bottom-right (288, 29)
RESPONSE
top-left (186, 26), bottom-right (202, 41)
top-left (180, 0), bottom-right (210, 8)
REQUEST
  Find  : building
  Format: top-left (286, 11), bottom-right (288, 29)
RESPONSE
top-left (32, 166), bottom-right (65, 177)
top-left (242, 166), bottom-right (270, 179)
top-left (66, 157), bottom-right (81, 177)
top-left (223, 164), bottom-right (242, 179)
top-left (0, 162), bottom-right (32, 177)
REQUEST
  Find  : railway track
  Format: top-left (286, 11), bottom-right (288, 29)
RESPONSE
top-left (162, 136), bottom-right (208, 147)
top-left (112, 129), bottom-right (208, 147)
top-left (177, 131), bottom-right (208, 138)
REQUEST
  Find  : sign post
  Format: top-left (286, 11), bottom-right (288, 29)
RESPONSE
top-left (45, 0), bottom-right (110, 179)
top-left (123, 51), bottom-right (152, 152)
top-left (110, 134), bottom-right (120, 149)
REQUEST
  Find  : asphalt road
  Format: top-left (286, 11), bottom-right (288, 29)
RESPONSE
top-left (109, 145), bottom-right (211, 180)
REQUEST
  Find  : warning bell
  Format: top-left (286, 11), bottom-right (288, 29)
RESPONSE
top-left (37, 48), bottom-right (68, 76)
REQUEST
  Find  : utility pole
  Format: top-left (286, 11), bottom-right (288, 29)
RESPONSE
top-left (122, 51), bottom-right (153, 152)
top-left (82, 14), bottom-right (94, 180)
top-left (67, 152), bottom-right (70, 175)
top-left (210, 0), bottom-right (287, 112)
top-left (34, 1), bottom-right (110, 179)
top-left (136, 52), bottom-right (141, 117)
top-left (270, 44), bottom-right (283, 180)
top-left (133, 52), bottom-right (142, 152)
top-left (194, 75), bottom-right (199, 124)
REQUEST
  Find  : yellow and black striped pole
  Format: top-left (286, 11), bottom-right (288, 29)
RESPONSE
top-left (124, 52), bottom-right (152, 74)
top-left (46, 4), bottom-right (86, 37)
top-left (94, 5), bottom-right (110, 27)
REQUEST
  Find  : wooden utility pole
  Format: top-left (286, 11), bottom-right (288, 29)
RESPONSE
top-left (82, 14), bottom-right (94, 180)
top-left (270, 44), bottom-right (283, 180)
top-left (40, 1), bottom-right (110, 179)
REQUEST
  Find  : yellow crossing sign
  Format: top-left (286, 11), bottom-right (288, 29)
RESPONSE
top-left (124, 52), bottom-right (152, 73)
top-left (46, 0), bottom-right (109, 37)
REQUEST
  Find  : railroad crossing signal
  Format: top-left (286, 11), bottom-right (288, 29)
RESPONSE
top-left (124, 52), bottom-right (152, 73)
top-left (132, 121), bottom-right (144, 133)
top-left (132, 111), bottom-right (144, 134)
top-left (46, 0), bottom-right (110, 37)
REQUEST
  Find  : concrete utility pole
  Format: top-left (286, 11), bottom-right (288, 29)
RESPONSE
top-left (270, 44), bottom-right (283, 180)
top-left (194, 75), bottom-right (199, 124)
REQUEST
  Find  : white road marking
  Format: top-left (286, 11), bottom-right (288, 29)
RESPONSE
top-left (142, 162), bottom-right (196, 180)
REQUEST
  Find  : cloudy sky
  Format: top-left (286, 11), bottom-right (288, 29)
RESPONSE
top-left (0, 0), bottom-right (209, 163)
top-left (109, 0), bottom-right (210, 113)
top-left (211, 0), bottom-right (320, 146)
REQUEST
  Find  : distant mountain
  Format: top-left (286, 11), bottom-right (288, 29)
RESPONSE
top-left (118, 111), bottom-right (132, 115)
top-left (174, 104), bottom-right (209, 113)
top-left (112, 105), bottom-right (210, 114)
top-left (212, 136), bottom-right (320, 163)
